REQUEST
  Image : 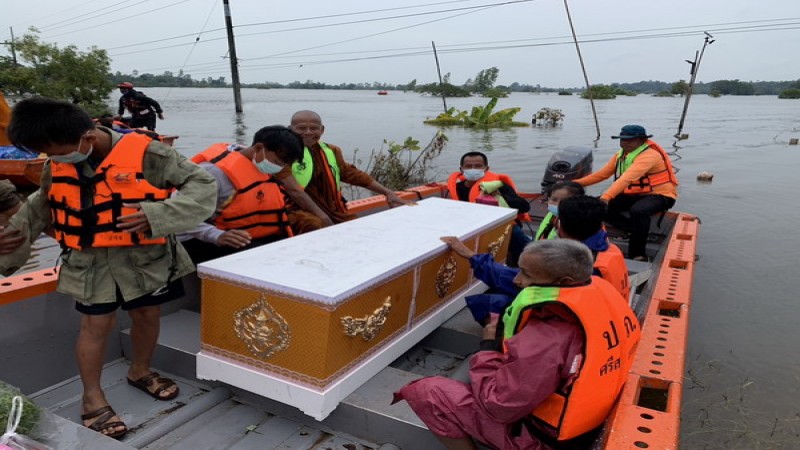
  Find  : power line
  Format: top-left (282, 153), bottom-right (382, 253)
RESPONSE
top-left (247, 5), bottom-right (503, 60)
top-left (178, 23), bottom-right (800, 78)
top-left (136, 19), bottom-right (800, 75)
top-left (132, 16), bottom-right (800, 73)
top-left (37, 1), bottom-right (152, 33)
top-left (109, 0), bottom-right (535, 56)
top-left (105, 0), bottom-right (494, 51)
top-left (43, 0), bottom-right (195, 39)
top-left (2, 0), bottom-right (106, 36)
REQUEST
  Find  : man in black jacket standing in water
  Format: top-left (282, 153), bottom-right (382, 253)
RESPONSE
top-left (116, 82), bottom-right (164, 131)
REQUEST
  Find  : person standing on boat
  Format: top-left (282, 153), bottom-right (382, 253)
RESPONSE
top-left (443, 195), bottom-right (629, 325)
top-left (277, 110), bottom-right (411, 234)
top-left (0, 97), bottom-right (216, 439)
top-left (535, 180), bottom-right (584, 241)
top-left (115, 82), bottom-right (165, 131)
top-left (179, 126), bottom-right (304, 263)
top-left (574, 125), bottom-right (678, 261)
top-left (395, 239), bottom-right (640, 450)
top-left (447, 151), bottom-right (531, 266)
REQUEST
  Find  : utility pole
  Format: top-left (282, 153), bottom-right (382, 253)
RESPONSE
top-left (223, 0), bottom-right (243, 113)
top-left (7, 27), bottom-right (18, 66)
top-left (674, 32), bottom-right (715, 143)
top-left (431, 41), bottom-right (447, 113)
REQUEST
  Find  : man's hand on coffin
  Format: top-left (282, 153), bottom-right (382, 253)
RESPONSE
top-left (217, 229), bottom-right (252, 248)
top-left (440, 236), bottom-right (476, 259)
top-left (0, 226), bottom-right (25, 254)
top-left (117, 203), bottom-right (152, 234)
top-left (386, 192), bottom-right (416, 208)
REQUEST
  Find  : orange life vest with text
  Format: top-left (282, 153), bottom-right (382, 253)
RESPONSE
top-left (446, 171), bottom-right (531, 222)
top-left (192, 144), bottom-right (292, 239)
top-left (615, 140), bottom-right (679, 195)
top-left (503, 277), bottom-right (641, 440)
top-left (48, 132), bottom-right (169, 250)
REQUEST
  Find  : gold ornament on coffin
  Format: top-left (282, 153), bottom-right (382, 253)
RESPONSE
top-left (488, 224), bottom-right (512, 259)
top-left (341, 296), bottom-right (392, 341)
top-left (234, 295), bottom-right (291, 359)
top-left (436, 255), bottom-right (458, 298)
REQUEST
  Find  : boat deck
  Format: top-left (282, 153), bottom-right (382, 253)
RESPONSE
top-left (1, 187), bottom-right (697, 450)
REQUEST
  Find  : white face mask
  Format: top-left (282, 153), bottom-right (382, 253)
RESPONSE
top-left (51, 145), bottom-right (93, 164)
top-left (255, 158), bottom-right (283, 174)
top-left (463, 169), bottom-right (485, 181)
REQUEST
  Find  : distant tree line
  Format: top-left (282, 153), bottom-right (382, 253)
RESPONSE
top-left (107, 69), bottom-right (800, 98)
top-left (108, 70), bottom-right (227, 88)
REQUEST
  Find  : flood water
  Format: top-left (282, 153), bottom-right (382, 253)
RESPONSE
top-left (136, 87), bottom-right (800, 448)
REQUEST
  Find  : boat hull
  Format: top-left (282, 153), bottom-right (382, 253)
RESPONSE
top-left (0, 157), bottom-right (46, 188)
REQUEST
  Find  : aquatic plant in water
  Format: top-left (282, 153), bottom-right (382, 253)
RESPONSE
top-left (347, 132), bottom-right (448, 195)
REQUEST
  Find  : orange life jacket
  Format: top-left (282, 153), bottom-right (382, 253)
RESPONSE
top-left (446, 171), bottom-right (531, 222)
top-left (615, 140), bottom-right (679, 195)
top-left (48, 132), bottom-right (169, 250)
top-left (593, 243), bottom-right (630, 301)
top-left (192, 144), bottom-right (292, 239)
top-left (503, 277), bottom-right (641, 440)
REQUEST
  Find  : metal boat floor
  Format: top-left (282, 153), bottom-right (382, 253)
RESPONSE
top-left (30, 359), bottom-right (380, 449)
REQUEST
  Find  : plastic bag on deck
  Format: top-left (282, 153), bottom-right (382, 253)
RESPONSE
top-left (0, 396), bottom-right (52, 450)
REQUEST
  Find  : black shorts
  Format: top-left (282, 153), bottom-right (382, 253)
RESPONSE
top-left (75, 279), bottom-right (185, 315)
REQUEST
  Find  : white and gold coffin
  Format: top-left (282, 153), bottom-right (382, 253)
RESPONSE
top-left (196, 197), bottom-right (516, 419)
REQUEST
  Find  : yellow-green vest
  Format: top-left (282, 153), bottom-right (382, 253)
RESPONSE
top-left (291, 142), bottom-right (340, 190)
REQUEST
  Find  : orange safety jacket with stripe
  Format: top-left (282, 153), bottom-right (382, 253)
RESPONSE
top-left (48, 132), bottom-right (169, 250)
top-left (593, 243), bottom-right (630, 301)
top-left (446, 171), bottom-right (531, 222)
top-left (192, 144), bottom-right (292, 239)
top-left (615, 140), bottom-right (679, 195)
top-left (502, 277), bottom-right (641, 440)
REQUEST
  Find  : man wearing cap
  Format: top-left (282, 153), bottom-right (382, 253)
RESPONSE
top-left (573, 125), bottom-right (678, 261)
top-left (116, 82), bottom-right (165, 131)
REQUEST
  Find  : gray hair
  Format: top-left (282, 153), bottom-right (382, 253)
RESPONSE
top-left (521, 239), bottom-right (594, 282)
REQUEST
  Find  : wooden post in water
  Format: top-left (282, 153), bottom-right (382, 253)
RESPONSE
top-left (223, 0), bottom-right (243, 113)
top-left (431, 41), bottom-right (448, 113)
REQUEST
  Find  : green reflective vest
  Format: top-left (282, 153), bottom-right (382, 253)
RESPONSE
top-left (535, 212), bottom-right (558, 240)
top-left (614, 142), bottom-right (650, 178)
top-left (291, 142), bottom-right (341, 190)
top-left (503, 286), bottom-right (560, 339)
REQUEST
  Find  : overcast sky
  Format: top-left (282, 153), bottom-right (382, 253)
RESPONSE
top-left (2, 0), bottom-right (798, 88)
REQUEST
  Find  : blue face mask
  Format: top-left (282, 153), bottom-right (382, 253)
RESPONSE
top-left (51, 145), bottom-right (93, 164)
top-left (255, 158), bottom-right (283, 175)
top-left (463, 169), bottom-right (485, 181)
top-left (547, 204), bottom-right (559, 216)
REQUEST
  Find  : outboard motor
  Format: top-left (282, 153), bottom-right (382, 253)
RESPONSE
top-left (541, 146), bottom-right (594, 193)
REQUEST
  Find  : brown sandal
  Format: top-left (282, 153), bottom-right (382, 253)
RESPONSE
top-left (127, 372), bottom-right (179, 401)
top-left (81, 405), bottom-right (128, 439)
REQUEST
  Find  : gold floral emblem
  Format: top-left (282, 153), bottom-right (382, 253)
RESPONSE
top-left (234, 295), bottom-right (291, 359)
top-left (341, 296), bottom-right (392, 341)
top-left (488, 225), bottom-right (512, 258)
top-left (436, 255), bottom-right (458, 298)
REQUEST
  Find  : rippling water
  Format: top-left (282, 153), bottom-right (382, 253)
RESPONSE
top-left (135, 88), bottom-right (800, 448)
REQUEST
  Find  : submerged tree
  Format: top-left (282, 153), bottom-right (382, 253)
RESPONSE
top-left (0, 30), bottom-right (112, 114)
top-left (580, 85), bottom-right (618, 99)
top-left (423, 97), bottom-right (528, 128)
